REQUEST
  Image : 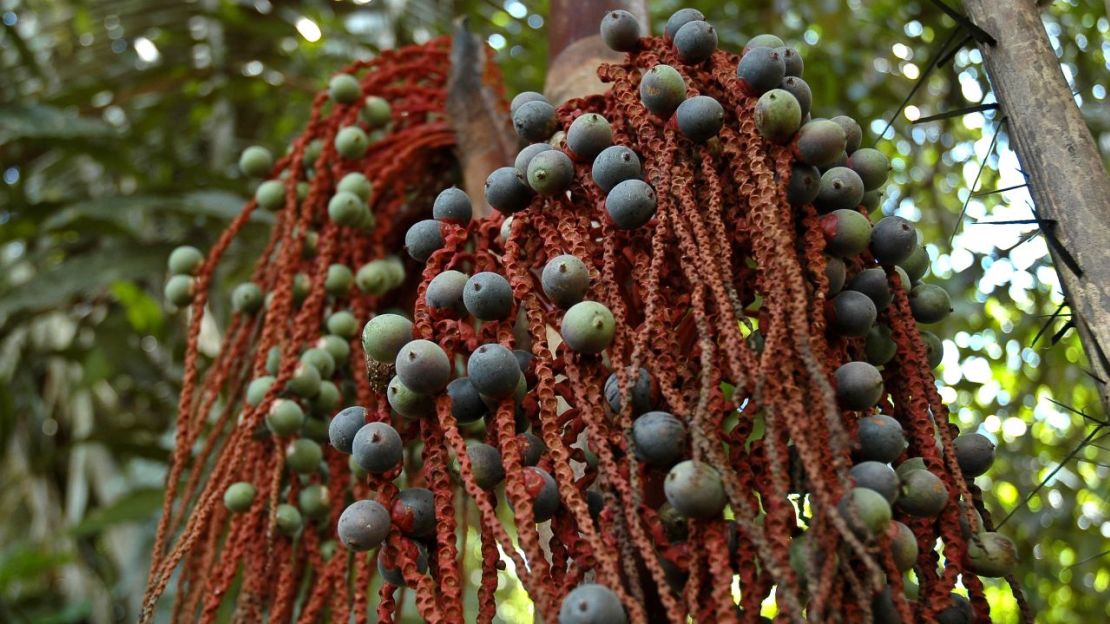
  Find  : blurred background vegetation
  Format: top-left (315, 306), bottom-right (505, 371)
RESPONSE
top-left (1, 0), bottom-right (1108, 622)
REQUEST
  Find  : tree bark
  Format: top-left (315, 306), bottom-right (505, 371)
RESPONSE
top-left (545, 0), bottom-right (649, 103)
top-left (961, 0), bottom-right (1110, 415)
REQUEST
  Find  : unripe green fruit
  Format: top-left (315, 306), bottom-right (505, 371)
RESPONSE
top-left (286, 438), bottom-right (323, 474)
top-left (527, 149), bottom-right (575, 196)
top-left (861, 189), bottom-right (883, 213)
top-left (301, 415), bottom-right (329, 442)
top-left (255, 180), bottom-right (286, 211)
top-left (897, 468), bottom-right (949, 517)
top-left (664, 460), bottom-right (726, 519)
top-left (298, 484), bottom-right (330, 520)
top-left (891, 521), bottom-right (918, 572)
top-left (743, 33), bottom-right (785, 55)
top-left (362, 314), bottom-right (413, 363)
top-left (337, 172), bottom-right (372, 200)
top-left (848, 148), bottom-right (891, 191)
top-left (755, 89), bottom-right (801, 144)
top-left (865, 324), bottom-right (897, 366)
top-left (309, 381), bottom-right (340, 413)
top-left (965, 531), bottom-right (1017, 577)
top-left (838, 487), bottom-right (892, 538)
top-left (301, 348), bottom-right (336, 379)
top-left (168, 246), bottom-right (204, 276)
top-left (223, 481), bottom-right (256, 512)
top-left (301, 228), bottom-right (317, 256)
top-left (275, 503), bottom-right (303, 536)
top-left (909, 283), bottom-right (952, 324)
top-left (318, 335), bottom-right (350, 366)
top-left (825, 255), bottom-right (846, 294)
top-left (292, 272), bottom-right (310, 304)
top-left (639, 64), bottom-right (686, 118)
top-left (232, 282), bottom-right (263, 314)
top-left (355, 259), bottom-right (396, 295)
top-left (387, 376), bottom-right (435, 419)
top-left (328, 191), bottom-right (366, 227)
top-left (287, 362), bottom-right (321, 398)
top-left (821, 209), bottom-right (872, 258)
top-left (566, 113), bottom-right (613, 161)
top-left (328, 73), bottom-right (361, 104)
top-left (246, 376), bottom-right (275, 407)
top-left (239, 145), bottom-right (274, 178)
top-left (266, 346), bottom-right (281, 376)
top-left (325, 264), bottom-right (353, 297)
top-left (561, 301), bottom-right (616, 354)
top-left (895, 456), bottom-right (927, 479)
top-left (335, 126), bottom-right (369, 160)
top-left (326, 311), bottom-right (359, 338)
top-left (921, 330), bottom-right (943, 368)
top-left (899, 245), bottom-right (930, 283)
top-left (795, 119), bottom-right (847, 168)
top-left (302, 139), bottom-right (322, 170)
top-left (267, 399), bottom-right (306, 436)
top-left (164, 275), bottom-right (196, 307)
top-left (361, 96), bottom-right (392, 128)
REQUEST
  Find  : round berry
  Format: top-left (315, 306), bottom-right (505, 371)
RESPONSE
top-left (328, 191), bottom-right (366, 227)
top-left (354, 259), bottom-right (395, 296)
top-left (639, 64), bottom-right (686, 118)
top-left (605, 179), bottom-right (657, 229)
top-left (542, 254), bottom-right (590, 308)
top-left (673, 21), bottom-right (718, 67)
top-left (815, 167), bottom-right (865, 212)
top-left (515, 143), bottom-right (556, 175)
top-left (561, 301), bottom-right (615, 354)
top-left (362, 314), bottom-right (413, 363)
top-left (168, 246), bottom-right (204, 276)
top-left (527, 149), bottom-right (575, 196)
top-left (909, 283), bottom-right (951, 324)
top-left (387, 375), bottom-right (435, 419)
top-left (838, 487), bottom-right (891, 538)
top-left (779, 76), bottom-right (812, 119)
top-left (352, 422), bottom-right (403, 473)
top-left (239, 145), bottom-right (273, 178)
top-left (310, 381), bottom-right (340, 414)
top-left (559, 583), bottom-right (628, 624)
top-left (426, 270), bottom-right (469, 314)
top-left (326, 311), bottom-right (358, 339)
top-left (223, 481), bottom-right (256, 512)
top-left (664, 460), bottom-right (726, 519)
top-left (856, 414), bottom-right (906, 463)
top-left (362, 96), bottom-right (392, 128)
top-left (737, 46), bottom-right (785, 95)
top-left (743, 33), bottom-right (786, 55)
top-left (633, 411), bottom-right (687, 467)
top-left (255, 180), bottom-right (286, 211)
top-left (954, 432), bottom-right (995, 478)
top-left (965, 531), bottom-right (1017, 577)
top-left (329, 73), bottom-right (361, 104)
top-left (777, 46), bottom-right (804, 77)
top-left (567, 113), bottom-right (613, 161)
top-left (896, 468), bottom-right (949, 517)
top-left (404, 219), bottom-right (444, 263)
top-left (286, 438), bottom-right (323, 474)
top-left (328, 405), bottom-right (366, 453)
top-left (164, 275), bottom-right (195, 307)
top-left (392, 488), bottom-right (435, 539)
top-left (821, 209), bottom-right (872, 258)
top-left (433, 187), bottom-right (472, 224)
top-left (825, 256), bottom-right (847, 294)
top-left (848, 268), bottom-right (893, 310)
top-left (298, 484), bottom-right (330, 520)
top-left (795, 120), bottom-right (848, 168)
top-left (786, 163), bottom-right (820, 206)
top-left (591, 145), bottom-right (641, 193)
top-left (518, 432), bottom-right (546, 466)
top-left (870, 216), bottom-right (917, 265)
top-left (335, 126), bottom-right (369, 160)
top-left (675, 95), bottom-right (724, 143)
top-left (395, 339), bottom-right (450, 394)
top-left (600, 9), bottom-right (641, 52)
top-left (831, 115), bottom-right (863, 154)
top-left (755, 89), bottom-right (802, 144)
top-left (232, 281), bottom-right (263, 314)
top-left (266, 399), bottom-right (306, 436)
top-left (337, 172), bottom-right (372, 200)
top-left (834, 361), bottom-right (884, 410)
top-left (512, 99), bottom-right (557, 142)
top-left (463, 272), bottom-right (514, 321)
top-left (829, 290), bottom-right (877, 337)
top-left (891, 521), bottom-right (918, 572)
top-left (378, 540), bottom-right (429, 586)
top-left (848, 148), bottom-right (891, 191)
top-left (524, 466), bottom-right (560, 521)
top-left (849, 461), bottom-right (900, 503)
top-left (467, 442), bottom-right (505, 490)
top-left (325, 264), bottom-right (354, 297)
top-left (446, 377), bottom-right (488, 424)
top-left (865, 324), bottom-right (897, 366)
top-left (276, 504), bottom-right (303, 536)
top-left (484, 166), bottom-right (534, 214)
top-left (510, 91), bottom-right (548, 117)
top-left (338, 499), bottom-right (391, 551)
top-left (664, 8), bottom-right (705, 41)
top-left (900, 245), bottom-right (929, 283)
top-left (468, 344), bottom-right (521, 399)
top-left (921, 330), bottom-right (943, 368)
top-left (246, 376), bottom-right (275, 407)
top-left (937, 594), bottom-right (973, 624)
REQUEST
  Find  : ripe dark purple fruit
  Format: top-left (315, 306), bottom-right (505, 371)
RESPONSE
top-left (352, 422), bottom-right (403, 473)
top-left (632, 411), bottom-right (687, 467)
top-left (831, 115), bottom-right (863, 154)
top-left (743, 33), bottom-right (785, 55)
top-left (754, 89), bottom-right (802, 144)
top-left (849, 267), bottom-right (893, 310)
top-left (463, 272), bottom-right (514, 320)
top-left (675, 95), bottom-right (724, 143)
top-left (787, 163), bottom-right (820, 206)
top-left (834, 361), bottom-right (884, 410)
top-left (795, 119), bottom-right (848, 168)
top-left (426, 270), bottom-right (468, 314)
top-left (865, 324), bottom-right (898, 366)
top-left (838, 487), bottom-right (892, 538)
top-left (849, 461), bottom-right (900, 503)
top-left (378, 541), bottom-right (429, 586)
top-left (328, 405), bottom-right (367, 454)
top-left (896, 468), bottom-right (949, 517)
top-left (815, 167), bottom-right (865, 212)
top-left (387, 376), bottom-right (435, 419)
top-left (591, 145), bottom-right (641, 193)
top-left (856, 414), bottom-right (906, 463)
top-left (515, 143), bottom-right (555, 175)
top-left (664, 460), bottom-right (726, 519)
top-left (484, 166), bottom-right (534, 214)
top-left (395, 339), bottom-right (451, 394)
top-left (605, 179), bottom-right (657, 229)
top-left (779, 76), bottom-right (812, 119)
top-left (674, 20), bottom-right (717, 64)
top-left (567, 113), bottom-right (613, 161)
top-left (777, 46), bottom-right (804, 77)
top-left (870, 216), bottom-right (917, 265)
top-left (512, 99), bottom-right (557, 142)
top-left (604, 368), bottom-right (656, 415)
top-left (542, 254), bottom-right (590, 308)
top-left (518, 432), bottom-right (546, 466)
top-left (404, 219), bottom-right (443, 263)
top-left (391, 488), bottom-right (435, 539)
top-left (664, 8), bottom-right (705, 41)
top-left (921, 330), bottom-right (943, 368)
top-left (561, 301), bottom-right (615, 354)
top-left (825, 256), bottom-right (846, 294)
top-left (737, 46), bottom-right (785, 95)
top-left (909, 283), bottom-right (951, 324)
top-left (468, 343), bottom-right (521, 399)
top-left (524, 466), bottom-right (560, 521)
top-left (639, 64), bottom-right (686, 118)
top-left (954, 432), bottom-right (995, 478)
top-left (527, 149), bottom-right (575, 196)
top-left (467, 442), bottom-right (505, 490)
top-left (821, 209), bottom-right (872, 258)
top-left (338, 499), bottom-right (391, 551)
top-left (600, 9), bottom-right (641, 52)
top-left (510, 91), bottom-right (547, 117)
top-left (558, 583), bottom-right (628, 624)
top-left (848, 148), bottom-right (891, 191)
top-left (432, 187), bottom-right (472, 224)
top-left (446, 377), bottom-right (488, 424)
top-left (937, 594), bottom-right (973, 624)
top-left (965, 531), bottom-right (1018, 577)
top-left (829, 290), bottom-right (877, 337)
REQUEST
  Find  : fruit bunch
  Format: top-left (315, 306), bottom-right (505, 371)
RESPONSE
top-left (148, 9), bottom-right (1028, 624)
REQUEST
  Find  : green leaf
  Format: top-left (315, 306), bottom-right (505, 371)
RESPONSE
top-left (0, 545), bottom-right (73, 590)
top-left (109, 280), bottom-right (164, 333)
top-left (0, 104), bottom-right (115, 141)
top-left (69, 488), bottom-right (165, 537)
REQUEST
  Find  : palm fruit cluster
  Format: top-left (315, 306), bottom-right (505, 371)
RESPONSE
top-left (149, 9), bottom-right (1025, 624)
